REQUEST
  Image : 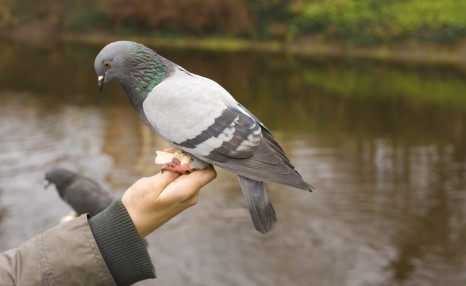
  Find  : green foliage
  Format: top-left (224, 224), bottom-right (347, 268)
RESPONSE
top-left (250, 0), bottom-right (294, 40)
top-left (297, 0), bottom-right (466, 43)
top-left (3, 0), bottom-right (466, 44)
top-left (65, 8), bottom-right (105, 32)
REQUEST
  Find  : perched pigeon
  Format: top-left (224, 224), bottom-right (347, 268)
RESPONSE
top-left (94, 41), bottom-right (313, 233)
top-left (44, 167), bottom-right (113, 216)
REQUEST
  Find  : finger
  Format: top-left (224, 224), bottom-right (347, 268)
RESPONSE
top-left (190, 165), bottom-right (217, 188)
top-left (168, 165), bottom-right (217, 194)
top-left (163, 146), bottom-right (179, 153)
top-left (143, 171), bottom-right (181, 197)
top-left (158, 166), bottom-right (216, 203)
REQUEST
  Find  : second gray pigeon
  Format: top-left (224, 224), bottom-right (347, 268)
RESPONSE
top-left (94, 41), bottom-right (313, 234)
top-left (44, 167), bottom-right (113, 216)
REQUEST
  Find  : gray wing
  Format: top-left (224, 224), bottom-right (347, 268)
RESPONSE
top-left (175, 103), bottom-right (311, 191)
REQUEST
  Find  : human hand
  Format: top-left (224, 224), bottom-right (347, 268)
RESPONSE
top-left (121, 164), bottom-right (216, 237)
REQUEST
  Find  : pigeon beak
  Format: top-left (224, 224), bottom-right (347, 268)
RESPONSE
top-left (98, 73), bottom-right (106, 91)
top-left (43, 180), bottom-right (51, 190)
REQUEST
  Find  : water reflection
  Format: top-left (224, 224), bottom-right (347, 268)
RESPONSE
top-left (0, 42), bottom-right (465, 285)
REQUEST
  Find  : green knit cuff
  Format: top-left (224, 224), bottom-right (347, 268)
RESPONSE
top-left (89, 200), bottom-right (155, 286)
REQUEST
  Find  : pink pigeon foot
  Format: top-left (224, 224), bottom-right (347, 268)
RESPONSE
top-left (161, 158), bottom-right (196, 175)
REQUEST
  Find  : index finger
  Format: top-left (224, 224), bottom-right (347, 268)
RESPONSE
top-left (141, 171), bottom-right (181, 198)
top-left (159, 165), bottom-right (217, 201)
top-left (178, 165), bottom-right (217, 188)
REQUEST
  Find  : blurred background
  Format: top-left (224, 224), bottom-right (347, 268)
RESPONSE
top-left (1, 1), bottom-right (466, 285)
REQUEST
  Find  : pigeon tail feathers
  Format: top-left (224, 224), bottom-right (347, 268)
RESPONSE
top-left (239, 176), bottom-right (276, 234)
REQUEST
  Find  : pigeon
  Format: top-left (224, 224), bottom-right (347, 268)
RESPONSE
top-left (94, 41), bottom-right (313, 233)
top-left (44, 167), bottom-right (113, 217)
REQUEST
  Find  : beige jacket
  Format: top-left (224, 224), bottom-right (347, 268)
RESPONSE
top-left (0, 215), bottom-right (115, 286)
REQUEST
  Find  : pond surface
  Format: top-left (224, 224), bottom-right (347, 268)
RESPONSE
top-left (0, 42), bottom-right (466, 286)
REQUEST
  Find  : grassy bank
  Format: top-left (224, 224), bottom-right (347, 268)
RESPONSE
top-left (1, 23), bottom-right (465, 68)
top-left (58, 32), bottom-right (466, 67)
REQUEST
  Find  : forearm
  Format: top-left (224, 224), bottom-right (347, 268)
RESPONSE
top-left (0, 201), bottom-right (155, 286)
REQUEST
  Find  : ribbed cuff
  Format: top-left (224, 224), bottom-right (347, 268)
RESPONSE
top-left (89, 200), bottom-right (155, 286)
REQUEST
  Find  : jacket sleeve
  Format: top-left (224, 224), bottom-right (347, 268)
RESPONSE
top-left (0, 215), bottom-right (115, 286)
top-left (0, 200), bottom-right (155, 286)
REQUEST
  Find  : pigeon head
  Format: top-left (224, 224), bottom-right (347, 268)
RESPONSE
top-left (95, 41), bottom-right (175, 107)
top-left (94, 41), bottom-right (134, 91)
top-left (44, 167), bottom-right (76, 198)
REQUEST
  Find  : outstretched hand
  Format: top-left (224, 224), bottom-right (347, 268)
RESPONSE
top-left (122, 161), bottom-right (216, 237)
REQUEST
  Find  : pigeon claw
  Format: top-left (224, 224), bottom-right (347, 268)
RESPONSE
top-left (161, 158), bottom-right (196, 175)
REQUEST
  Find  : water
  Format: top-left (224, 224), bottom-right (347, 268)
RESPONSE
top-left (0, 42), bottom-right (465, 286)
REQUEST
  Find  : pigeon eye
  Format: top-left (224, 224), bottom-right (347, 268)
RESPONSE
top-left (103, 61), bottom-right (112, 68)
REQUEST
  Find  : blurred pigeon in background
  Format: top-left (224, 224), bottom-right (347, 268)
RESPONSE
top-left (94, 41), bottom-right (313, 234)
top-left (44, 167), bottom-right (113, 219)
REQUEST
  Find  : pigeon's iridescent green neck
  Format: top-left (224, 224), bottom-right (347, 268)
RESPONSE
top-left (124, 44), bottom-right (172, 107)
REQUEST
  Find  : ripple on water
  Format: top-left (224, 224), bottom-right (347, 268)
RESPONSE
top-left (0, 91), bottom-right (112, 249)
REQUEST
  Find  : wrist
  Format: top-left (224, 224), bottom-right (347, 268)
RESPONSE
top-left (88, 200), bottom-right (155, 284)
